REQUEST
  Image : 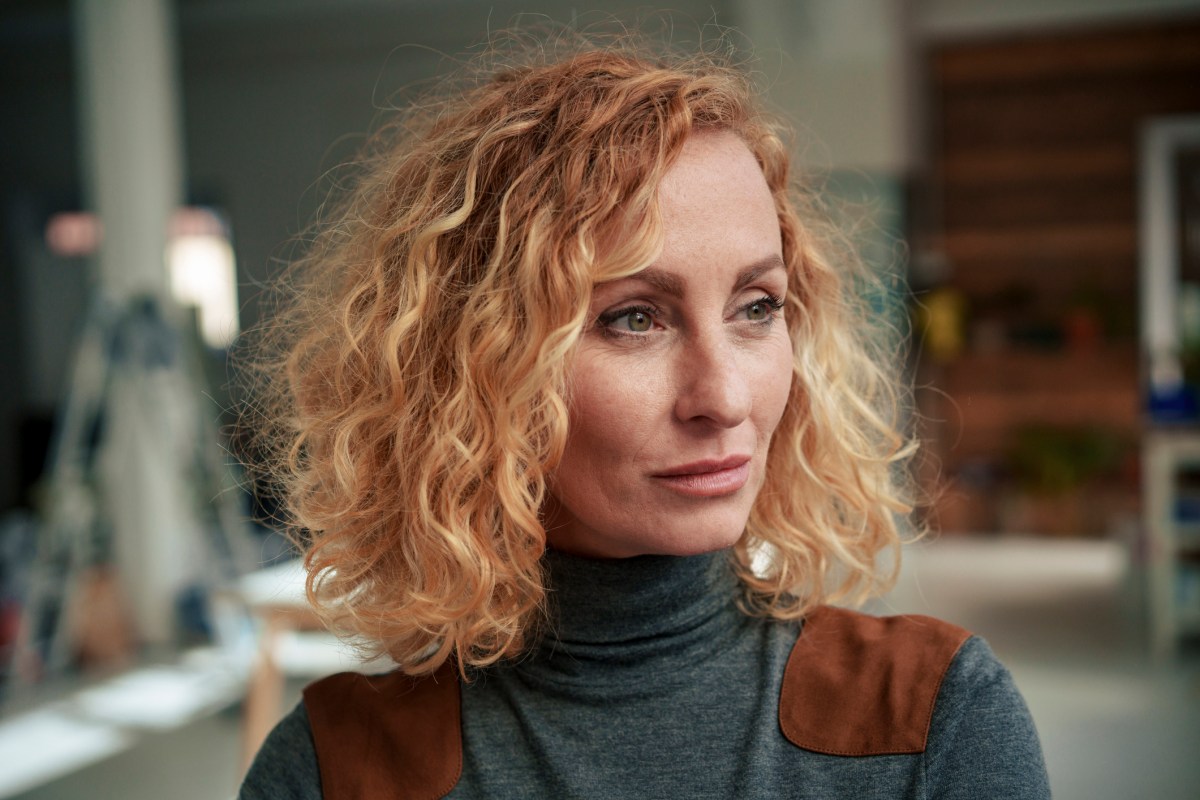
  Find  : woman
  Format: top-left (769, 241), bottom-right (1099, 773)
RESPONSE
top-left (241, 35), bottom-right (1049, 799)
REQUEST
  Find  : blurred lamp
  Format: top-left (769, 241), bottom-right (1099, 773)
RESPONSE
top-left (44, 206), bottom-right (240, 350)
top-left (167, 207), bottom-right (239, 350)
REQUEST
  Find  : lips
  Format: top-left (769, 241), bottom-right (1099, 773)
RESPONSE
top-left (655, 455), bottom-right (752, 477)
top-left (652, 455), bottom-right (752, 497)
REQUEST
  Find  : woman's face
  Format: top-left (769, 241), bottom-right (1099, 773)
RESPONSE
top-left (543, 131), bottom-right (794, 559)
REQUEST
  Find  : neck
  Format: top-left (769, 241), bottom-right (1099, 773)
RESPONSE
top-left (509, 547), bottom-right (744, 692)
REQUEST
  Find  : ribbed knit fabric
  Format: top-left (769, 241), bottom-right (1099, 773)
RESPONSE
top-left (240, 548), bottom-right (1050, 799)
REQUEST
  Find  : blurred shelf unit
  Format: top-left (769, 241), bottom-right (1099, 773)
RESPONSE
top-left (1144, 431), bottom-right (1200, 656)
top-left (916, 17), bottom-right (1200, 536)
top-left (1137, 88), bottom-right (1200, 653)
top-left (932, 345), bottom-right (1139, 460)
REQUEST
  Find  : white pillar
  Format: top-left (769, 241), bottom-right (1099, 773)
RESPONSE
top-left (73, 0), bottom-right (191, 646)
top-left (74, 0), bottom-right (183, 298)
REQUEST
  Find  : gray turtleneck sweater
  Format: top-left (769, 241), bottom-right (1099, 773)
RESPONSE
top-left (240, 549), bottom-right (1049, 798)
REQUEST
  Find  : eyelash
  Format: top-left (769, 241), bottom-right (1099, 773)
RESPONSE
top-left (596, 294), bottom-right (785, 338)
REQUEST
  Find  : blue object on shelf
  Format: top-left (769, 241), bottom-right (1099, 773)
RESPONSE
top-left (1148, 383), bottom-right (1199, 423)
top-left (1175, 495), bottom-right (1200, 524)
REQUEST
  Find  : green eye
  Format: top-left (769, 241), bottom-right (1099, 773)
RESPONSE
top-left (742, 295), bottom-right (784, 323)
top-left (597, 305), bottom-right (658, 336)
top-left (625, 311), bottom-right (652, 332)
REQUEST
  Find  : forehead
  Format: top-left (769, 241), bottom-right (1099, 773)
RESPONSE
top-left (586, 130), bottom-right (780, 288)
top-left (653, 131), bottom-right (781, 267)
top-left (658, 130), bottom-right (767, 198)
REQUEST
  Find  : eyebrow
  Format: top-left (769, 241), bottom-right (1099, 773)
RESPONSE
top-left (623, 254), bottom-right (786, 298)
top-left (731, 255), bottom-right (787, 292)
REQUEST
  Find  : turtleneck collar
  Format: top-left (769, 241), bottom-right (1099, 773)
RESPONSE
top-left (510, 547), bottom-right (745, 692)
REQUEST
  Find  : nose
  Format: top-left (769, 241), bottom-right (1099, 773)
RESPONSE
top-left (673, 331), bottom-right (752, 428)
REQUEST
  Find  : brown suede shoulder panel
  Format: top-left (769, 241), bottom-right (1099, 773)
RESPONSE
top-left (303, 664), bottom-right (462, 800)
top-left (780, 605), bottom-right (971, 756)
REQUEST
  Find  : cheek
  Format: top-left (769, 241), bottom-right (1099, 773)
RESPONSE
top-left (757, 336), bottom-right (794, 435)
top-left (562, 353), bottom-right (666, 469)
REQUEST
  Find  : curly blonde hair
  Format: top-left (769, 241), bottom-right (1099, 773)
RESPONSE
top-left (246, 32), bottom-right (916, 676)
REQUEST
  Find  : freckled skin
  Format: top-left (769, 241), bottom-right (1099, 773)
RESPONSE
top-left (543, 131), bottom-right (795, 559)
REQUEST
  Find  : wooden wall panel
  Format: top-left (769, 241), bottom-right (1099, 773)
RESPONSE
top-left (919, 16), bottom-right (1200, 536)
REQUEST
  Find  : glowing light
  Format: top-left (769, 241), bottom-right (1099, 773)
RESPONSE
top-left (44, 211), bottom-right (102, 257)
top-left (167, 208), bottom-right (239, 350)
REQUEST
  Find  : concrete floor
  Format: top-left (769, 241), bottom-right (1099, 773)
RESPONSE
top-left (7, 536), bottom-right (1200, 799)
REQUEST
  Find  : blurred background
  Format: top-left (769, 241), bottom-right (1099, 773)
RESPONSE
top-left (1, 0), bottom-right (1199, 798)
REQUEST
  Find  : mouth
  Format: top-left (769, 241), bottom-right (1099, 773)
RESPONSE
top-left (652, 455), bottom-right (752, 497)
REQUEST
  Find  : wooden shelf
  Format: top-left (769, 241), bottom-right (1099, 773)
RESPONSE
top-left (917, 18), bottom-right (1200, 537)
top-left (934, 22), bottom-right (1200, 86)
top-left (921, 347), bottom-right (1140, 461)
top-left (939, 346), bottom-right (1137, 388)
top-left (939, 144), bottom-right (1133, 186)
top-left (941, 223), bottom-right (1136, 262)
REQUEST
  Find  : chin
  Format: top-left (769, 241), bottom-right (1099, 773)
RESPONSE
top-left (650, 523), bottom-right (746, 557)
top-left (545, 494), bottom-right (752, 559)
